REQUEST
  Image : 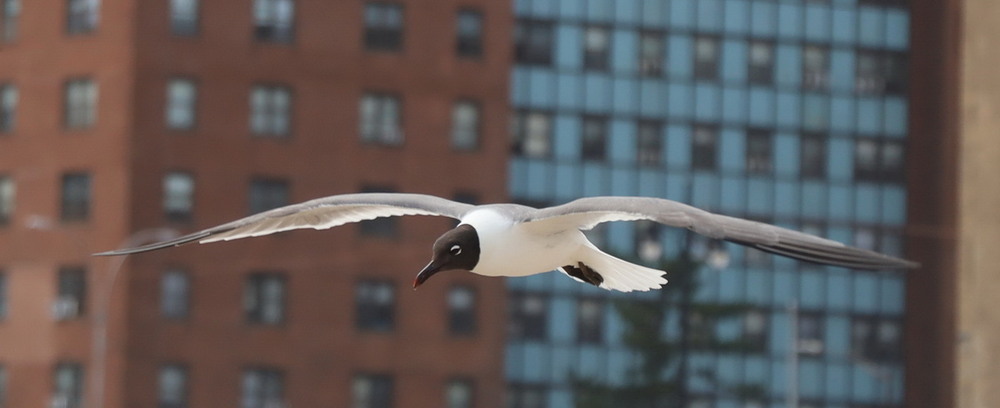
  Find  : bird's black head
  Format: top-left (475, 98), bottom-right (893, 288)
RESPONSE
top-left (413, 224), bottom-right (480, 288)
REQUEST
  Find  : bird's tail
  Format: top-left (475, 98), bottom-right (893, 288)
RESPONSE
top-left (564, 243), bottom-right (668, 292)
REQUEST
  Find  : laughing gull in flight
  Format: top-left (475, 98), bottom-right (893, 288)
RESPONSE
top-left (95, 193), bottom-right (918, 292)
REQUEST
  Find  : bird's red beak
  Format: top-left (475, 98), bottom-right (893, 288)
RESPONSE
top-left (413, 260), bottom-right (444, 289)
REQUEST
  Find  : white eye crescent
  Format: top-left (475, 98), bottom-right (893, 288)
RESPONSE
top-left (450, 245), bottom-right (462, 255)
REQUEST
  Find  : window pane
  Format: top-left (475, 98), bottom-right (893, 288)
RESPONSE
top-left (636, 120), bottom-right (662, 167)
top-left (691, 125), bottom-right (717, 170)
top-left (170, 0), bottom-right (198, 35)
top-left (161, 269), bottom-right (190, 319)
top-left (509, 292), bottom-right (546, 340)
top-left (446, 379), bottom-right (474, 408)
top-left (0, 272), bottom-right (7, 319)
top-left (67, 0), bottom-right (99, 34)
top-left (576, 298), bottom-right (604, 343)
top-left (0, 175), bottom-right (14, 224)
top-left (359, 93), bottom-right (403, 145)
top-left (512, 110), bottom-right (551, 158)
top-left (638, 32), bottom-right (664, 77)
top-left (249, 85), bottom-right (291, 137)
top-left (356, 280), bottom-right (395, 331)
top-left (65, 79), bottom-right (97, 129)
top-left (353, 374), bottom-right (394, 408)
top-left (694, 36), bottom-right (719, 80)
top-left (242, 368), bottom-right (285, 408)
top-left (364, 2), bottom-right (403, 51)
top-left (55, 267), bottom-right (86, 320)
top-left (254, 0), bottom-right (294, 43)
top-left (166, 79), bottom-right (196, 129)
top-left (60, 173), bottom-right (91, 222)
top-left (163, 172), bottom-right (194, 222)
top-left (248, 178), bottom-right (289, 215)
top-left (582, 26), bottom-right (610, 71)
top-left (456, 9), bottom-right (482, 57)
top-left (448, 285), bottom-right (476, 335)
top-left (802, 45), bottom-right (829, 90)
top-left (514, 20), bottom-right (552, 65)
top-left (800, 135), bottom-right (827, 179)
top-left (451, 100), bottom-right (480, 151)
top-left (748, 41), bottom-right (774, 84)
top-left (245, 273), bottom-right (285, 324)
top-left (158, 364), bottom-right (188, 407)
top-left (580, 116), bottom-right (606, 161)
top-left (746, 129), bottom-right (773, 174)
top-left (0, 84), bottom-right (17, 132)
top-left (2, 0), bottom-right (22, 42)
top-left (53, 362), bottom-right (84, 408)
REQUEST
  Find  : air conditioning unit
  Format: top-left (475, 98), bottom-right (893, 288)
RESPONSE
top-left (51, 298), bottom-right (79, 320)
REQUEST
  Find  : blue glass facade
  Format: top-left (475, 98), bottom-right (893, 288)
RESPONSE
top-left (507, 0), bottom-right (909, 407)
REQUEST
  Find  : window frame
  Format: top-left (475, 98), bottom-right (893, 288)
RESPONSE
top-left (244, 272), bottom-right (287, 325)
top-left (364, 1), bottom-right (404, 52)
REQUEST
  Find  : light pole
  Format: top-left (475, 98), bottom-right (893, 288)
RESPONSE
top-left (90, 228), bottom-right (179, 408)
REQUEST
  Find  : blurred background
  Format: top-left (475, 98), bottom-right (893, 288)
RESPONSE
top-left (0, 0), bottom-right (994, 407)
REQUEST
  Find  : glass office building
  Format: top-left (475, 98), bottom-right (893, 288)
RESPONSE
top-left (506, 0), bottom-right (910, 407)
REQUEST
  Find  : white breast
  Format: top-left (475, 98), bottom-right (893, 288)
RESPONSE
top-left (459, 208), bottom-right (584, 278)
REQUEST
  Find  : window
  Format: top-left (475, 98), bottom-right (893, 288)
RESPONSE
top-left (455, 9), bottom-right (482, 58)
top-left (855, 138), bottom-right (905, 182)
top-left (250, 85), bottom-right (291, 137)
top-left (0, 364), bottom-right (6, 406)
top-left (170, 0), bottom-right (198, 36)
top-left (511, 110), bottom-right (551, 158)
top-left (853, 226), bottom-right (877, 251)
top-left (166, 79), bottom-right (197, 130)
top-left (253, 0), bottom-right (294, 43)
top-left (245, 273), bottom-right (286, 325)
top-left (509, 292), bottom-right (547, 340)
top-left (447, 285), bottom-right (476, 335)
top-left (799, 134), bottom-right (827, 179)
top-left (54, 267), bottom-right (86, 320)
top-left (0, 175), bottom-right (13, 225)
top-left (507, 383), bottom-right (546, 408)
top-left (0, 271), bottom-right (6, 319)
top-left (60, 172), bottom-right (91, 222)
top-left (52, 362), bottom-right (84, 408)
top-left (802, 45), bottom-right (829, 90)
top-left (852, 316), bottom-right (902, 362)
top-left (66, 0), bottom-right (99, 34)
top-left (356, 280), bottom-right (395, 331)
top-left (242, 368), bottom-right (285, 408)
top-left (745, 129), bottom-right (773, 174)
top-left (364, 2), bottom-right (403, 51)
top-left (635, 220), bottom-right (662, 262)
top-left (636, 120), bottom-right (662, 167)
top-left (638, 31), bottom-right (664, 77)
top-left (248, 178), bottom-right (288, 215)
top-left (582, 26), bottom-right (610, 71)
top-left (576, 298), bottom-right (604, 344)
top-left (446, 378), bottom-right (474, 408)
top-left (694, 36), bottom-right (719, 80)
top-left (64, 78), bottom-right (97, 129)
top-left (450, 100), bottom-right (480, 151)
top-left (358, 185), bottom-right (399, 237)
top-left (158, 364), bottom-right (188, 408)
top-left (1, 0), bottom-right (20, 42)
top-left (163, 172), bottom-right (194, 222)
top-left (514, 20), bottom-right (552, 66)
top-left (353, 373), bottom-right (393, 408)
top-left (691, 125), bottom-right (718, 170)
top-left (580, 115), bottom-right (607, 161)
top-left (856, 51), bottom-right (907, 95)
top-left (161, 268), bottom-right (190, 319)
top-left (359, 92), bottom-right (403, 145)
top-left (748, 41), bottom-right (774, 85)
top-left (742, 309), bottom-right (768, 352)
top-left (797, 312), bottom-right (824, 356)
top-left (686, 310), bottom-right (715, 347)
top-left (0, 83), bottom-right (16, 132)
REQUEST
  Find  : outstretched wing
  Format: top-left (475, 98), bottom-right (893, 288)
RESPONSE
top-left (523, 196), bottom-right (918, 270)
top-left (95, 193), bottom-right (474, 256)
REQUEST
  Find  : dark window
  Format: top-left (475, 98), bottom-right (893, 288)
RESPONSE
top-left (514, 20), bottom-right (552, 66)
top-left (634, 220), bottom-right (662, 262)
top-left (242, 368), bottom-right (285, 408)
top-left (746, 129), bottom-right (773, 174)
top-left (855, 138), bottom-right (905, 182)
top-left (799, 134), bottom-right (827, 179)
top-left (0, 271), bottom-right (6, 319)
top-left (166, 79), bottom-right (197, 130)
top-left (0, 175), bottom-right (13, 225)
top-left (0, 364), bottom-right (6, 406)
top-left (445, 378), bottom-right (474, 408)
top-left (170, 0), bottom-right (198, 36)
top-left (638, 31), bottom-right (664, 77)
top-left (163, 171), bottom-right (194, 222)
top-left (245, 273), bottom-right (286, 325)
top-left (582, 26), bottom-right (610, 71)
top-left (249, 85), bottom-right (291, 137)
top-left (55, 267), bottom-right (86, 320)
top-left (253, 0), bottom-right (294, 43)
top-left (451, 99), bottom-right (480, 151)
top-left (580, 115), bottom-right (607, 161)
top-left (2, 0), bottom-right (20, 42)
top-left (52, 362), bottom-right (84, 408)
top-left (851, 316), bottom-right (902, 362)
top-left (693, 36), bottom-right (719, 80)
top-left (0, 83), bottom-right (16, 132)
top-left (856, 51), bottom-right (907, 95)
top-left (356, 280), bottom-right (395, 331)
top-left (742, 309), bottom-right (768, 352)
top-left (687, 310), bottom-right (715, 347)
top-left (802, 45), bottom-right (829, 90)
top-left (60, 172), bottom-right (91, 222)
top-left (66, 0), bottom-right (98, 34)
top-left (364, 2), bottom-right (403, 51)
top-left (248, 178), bottom-right (289, 215)
top-left (358, 186), bottom-right (399, 237)
top-left (509, 292), bottom-right (547, 340)
top-left (636, 120), bottom-right (663, 167)
top-left (353, 373), bottom-right (394, 408)
top-left (64, 78), bottom-right (97, 129)
top-left (797, 312), bottom-right (825, 356)
top-left (748, 41), bottom-right (774, 85)
top-left (158, 364), bottom-right (188, 408)
top-left (160, 268), bottom-right (190, 319)
top-left (576, 298), bottom-right (604, 344)
top-left (691, 125), bottom-right (718, 170)
top-left (507, 383), bottom-right (546, 408)
top-left (359, 92), bottom-right (403, 145)
top-left (448, 285), bottom-right (476, 335)
top-left (511, 110), bottom-right (551, 158)
top-left (455, 9), bottom-right (482, 58)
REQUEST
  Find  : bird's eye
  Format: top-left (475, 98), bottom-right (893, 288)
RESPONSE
top-left (449, 245), bottom-right (462, 255)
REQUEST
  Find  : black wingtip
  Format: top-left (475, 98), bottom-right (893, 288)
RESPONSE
top-left (91, 231), bottom-right (213, 257)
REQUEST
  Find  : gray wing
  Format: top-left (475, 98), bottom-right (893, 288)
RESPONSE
top-left (95, 193), bottom-right (474, 256)
top-left (524, 196), bottom-right (918, 270)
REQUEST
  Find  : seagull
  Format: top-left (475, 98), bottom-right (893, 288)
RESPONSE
top-left (95, 193), bottom-right (918, 292)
